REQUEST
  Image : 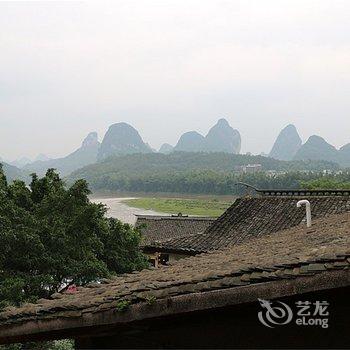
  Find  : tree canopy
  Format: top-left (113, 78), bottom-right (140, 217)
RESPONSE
top-left (70, 167), bottom-right (350, 196)
top-left (0, 167), bottom-right (148, 309)
top-left (67, 152), bottom-right (340, 194)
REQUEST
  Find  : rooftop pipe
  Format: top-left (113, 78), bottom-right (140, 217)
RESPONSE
top-left (297, 200), bottom-right (312, 228)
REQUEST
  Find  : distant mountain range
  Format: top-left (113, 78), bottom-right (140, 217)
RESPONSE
top-left (5, 154), bottom-right (51, 168)
top-left (294, 135), bottom-right (350, 167)
top-left (23, 132), bottom-right (100, 177)
top-left (8, 157), bottom-right (32, 168)
top-left (269, 124), bottom-right (350, 167)
top-left (15, 118), bottom-right (241, 177)
top-left (97, 122), bottom-right (152, 161)
top-left (269, 124), bottom-right (302, 161)
top-left (161, 118), bottom-right (241, 154)
top-left (3, 118), bottom-right (350, 182)
top-left (0, 162), bottom-right (26, 182)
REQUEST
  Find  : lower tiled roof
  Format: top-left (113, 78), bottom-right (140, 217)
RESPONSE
top-left (136, 215), bottom-right (215, 246)
top-left (1, 212), bottom-right (350, 332)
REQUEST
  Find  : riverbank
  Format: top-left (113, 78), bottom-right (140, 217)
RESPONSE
top-left (121, 197), bottom-right (233, 217)
top-left (90, 194), bottom-right (235, 222)
top-left (90, 190), bottom-right (236, 201)
top-left (90, 197), bottom-right (169, 224)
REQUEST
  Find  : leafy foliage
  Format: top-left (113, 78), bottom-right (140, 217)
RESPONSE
top-left (0, 167), bottom-right (148, 309)
top-left (115, 300), bottom-right (131, 312)
top-left (72, 168), bottom-right (348, 195)
top-left (301, 177), bottom-right (350, 190)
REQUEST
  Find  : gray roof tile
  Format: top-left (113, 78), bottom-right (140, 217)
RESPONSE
top-left (136, 215), bottom-right (216, 246)
top-left (145, 196), bottom-right (350, 253)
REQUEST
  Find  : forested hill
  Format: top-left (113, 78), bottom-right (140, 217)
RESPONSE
top-left (67, 152), bottom-right (338, 194)
top-left (1, 162), bottom-right (27, 182)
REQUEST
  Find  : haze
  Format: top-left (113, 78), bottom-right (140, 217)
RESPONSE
top-left (1, 0), bottom-right (350, 160)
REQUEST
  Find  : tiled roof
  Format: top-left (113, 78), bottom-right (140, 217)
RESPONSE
top-left (145, 196), bottom-right (350, 253)
top-left (1, 212), bottom-right (350, 339)
top-left (135, 215), bottom-right (216, 246)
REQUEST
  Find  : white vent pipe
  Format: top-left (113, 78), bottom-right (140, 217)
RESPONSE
top-left (297, 200), bottom-right (312, 227)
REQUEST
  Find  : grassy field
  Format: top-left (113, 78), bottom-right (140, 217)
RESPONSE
top-left (122, 197), bottom-right (233, 217)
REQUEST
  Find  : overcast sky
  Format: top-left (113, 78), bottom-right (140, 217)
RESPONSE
top-left (1, 0), bottom-right (350, 160)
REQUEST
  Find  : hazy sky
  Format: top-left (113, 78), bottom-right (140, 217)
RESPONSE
top-left (1, 0), bottom-right (350, 160)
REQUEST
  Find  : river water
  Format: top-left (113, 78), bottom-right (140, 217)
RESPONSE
top-left (91, 197), bottom-right (168, 225)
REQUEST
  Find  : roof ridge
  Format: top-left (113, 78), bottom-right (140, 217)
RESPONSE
top-left (136, 215), bottom-right (217, 220)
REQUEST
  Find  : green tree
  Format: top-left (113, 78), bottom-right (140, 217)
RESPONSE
top-left (301, 178), bottom-right (350, 189)
top-left (0, 167), bottom-right (148, 309)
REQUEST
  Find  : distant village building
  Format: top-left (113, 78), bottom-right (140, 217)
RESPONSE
top-left (234, 163), bottom-right (262, 173)
top-left (265, 169), bottom-right (287, 177)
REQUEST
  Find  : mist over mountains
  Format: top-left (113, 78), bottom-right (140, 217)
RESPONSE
top-left (159, 143), bottom-right (174, 154)
top-left (269, 124), bottom-right (350, 167)
top-left (97, 122), bottom-right (152, 161)
top-left (2, 117), bottom-right (350, 182)
top-left (0, 162), bottom-right (26, 182)
top-left (294, 135), bottom-right (350, 167)
top-left (23, 132), bottom-right (100, 177)
top-left (172, 118), bottom-right (241, 154)
top-left (3, 118), bottom-right (242, 178)
top-left (269, 124), bottom-right (302, 161)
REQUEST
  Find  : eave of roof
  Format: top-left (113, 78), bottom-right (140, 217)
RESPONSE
top-left (1, 269), bottom-right (349, 345)
top-left (142, 232), bottom-right (208, 254)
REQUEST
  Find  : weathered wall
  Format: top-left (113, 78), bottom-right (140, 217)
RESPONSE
top-left (145, 252), bottom-right (190, 267)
